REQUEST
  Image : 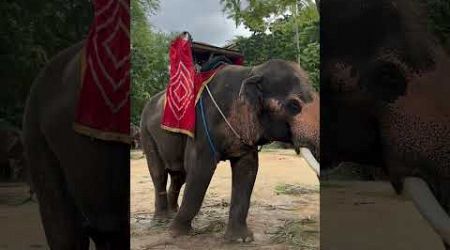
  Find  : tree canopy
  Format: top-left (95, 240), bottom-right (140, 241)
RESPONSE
top-left (427, 0), bottom-right (450, 51)
top-left (130, 0), bottom-right (320, 125)
top-left (131, 0), bottom-right (172, 124)
top-left (0, 0), bottom-right (92, 127)
top-left (3, 0), bottom-right (448, 127)
top-left (221, 0), bottom-right (320, 90)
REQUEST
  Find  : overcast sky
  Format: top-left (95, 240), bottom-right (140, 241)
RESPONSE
top-left (149, 0), bottom-right (252, 46)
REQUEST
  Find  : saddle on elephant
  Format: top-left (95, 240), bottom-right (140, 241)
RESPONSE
top-left (74, 0), bottom-right (131, 143)
top-left (161, 32), bottom-right (244, 137)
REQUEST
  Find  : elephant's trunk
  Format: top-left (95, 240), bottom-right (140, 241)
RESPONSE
top-left (403, 177), bottom-right (450, 245)
top-left (292, 93), bottom-right (320, 164)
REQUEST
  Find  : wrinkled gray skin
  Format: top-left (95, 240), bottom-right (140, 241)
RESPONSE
top-left (141, 59), bottom-right (319, 241)
top-left (322, 0), bottom-right (450, 248)
top-left (23, 42), bottom-right (129, 250)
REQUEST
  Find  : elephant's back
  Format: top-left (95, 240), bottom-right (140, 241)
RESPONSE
top-left (26, 42), bottom-right (84, 104)
top-left (23, 41), bottom-right (84, 139)
top-left (141, 91), bottom-right (165, 133)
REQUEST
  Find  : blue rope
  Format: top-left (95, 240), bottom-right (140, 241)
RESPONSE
top-left (199, 92), bottom-right (217, 157)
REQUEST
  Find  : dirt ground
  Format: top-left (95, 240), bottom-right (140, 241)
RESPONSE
top-left (321, 181), bottom-right (445, 250)
top-left (0, 183), bottom-right (48, 249)
top-left (0, 186), bottom-right (96, 250)
top-left (131, 149), bottom-right (320, 250)
top-left (0, 150), bottom-right (444, 249)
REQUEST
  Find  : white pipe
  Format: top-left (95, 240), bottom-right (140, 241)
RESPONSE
top-left (403, 177), bottom-right (450, 245)
top-left (300, 147), bottom-right (320, 177)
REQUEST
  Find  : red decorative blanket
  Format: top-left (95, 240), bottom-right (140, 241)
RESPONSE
top-left (161, 35), bottom-right (221, 137)
top-left (74, 0), bottom-right (130, 143)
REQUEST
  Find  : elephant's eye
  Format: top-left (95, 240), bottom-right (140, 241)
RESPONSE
top-left (367, 62), bottom-right (407, 102)
top-left (286, 99), bottom-right (302, 115)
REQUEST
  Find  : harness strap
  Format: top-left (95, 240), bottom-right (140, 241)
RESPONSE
top-left (199, 92), bottom-right (217, 157)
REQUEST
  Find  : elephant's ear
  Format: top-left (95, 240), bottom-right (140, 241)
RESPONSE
top-left (238, 75), bottom-right (263, 108)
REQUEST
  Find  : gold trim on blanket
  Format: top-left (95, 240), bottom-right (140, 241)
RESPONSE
top-left (73, 123), bottom-right (131, 144)
top-left (80, 46), bottom-right (87, 87)
top-left (194, 72), bottom-right (218, 105)
top-left (74, 44), bottom-right (130, 144)
top-left (161, 125), bottom-right (194, 138)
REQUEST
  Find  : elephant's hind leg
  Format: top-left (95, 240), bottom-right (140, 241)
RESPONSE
top-left (168, 170), bottom-right (186, 213)
top-left (24, 126), bottom-right (89, 249)
top-left (142, 130), bottom-right (169, 218)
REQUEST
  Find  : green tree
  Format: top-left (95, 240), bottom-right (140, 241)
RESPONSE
top-left (427, 0), bottom-right (450, 51)
top-left (221, 0), bottom-right (316, 33)
top-left (222, 0), bottom-right (319, 90)
top-left (0, 0), bottom-right (93, 127)
top-left (131, 0), bottom-right (172, 125)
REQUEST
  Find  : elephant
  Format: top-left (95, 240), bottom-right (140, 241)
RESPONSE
top-left (130, 123), bottom-right (141, 149)
top-left (141, 59), bottom-right (320, 241)
top-left (23, 42), bottom-right (129, 249)
top-left (321, 0), bottom-right (450, 248)
top-left (0, 124), bottom-right (25, 181)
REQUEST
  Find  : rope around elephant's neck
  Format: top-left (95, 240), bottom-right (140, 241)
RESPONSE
top-left (204, 67), bottom-right (257, 146)
top-left (200, 67), bottom-right (262, 156)
top-left (201, 83), bottom-right (263, 159)
top-left (204, 85), bottom-right (241, 140)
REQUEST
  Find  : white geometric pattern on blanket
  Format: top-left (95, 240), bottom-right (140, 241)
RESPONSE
top-left (167, 61), bottom-right (194, 121)
top-left (88, 0), bottom-right (130, 113)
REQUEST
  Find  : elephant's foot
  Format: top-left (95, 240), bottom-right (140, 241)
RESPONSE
top-left (224, 225), bottom-right (254, 242)
top-left (151, 217), bottom-right (170, 227)
top-left (169, 221), bottom-right (193, 237)
top-left (168, 204), bottom-right (179, 213)
top-left (152, 210), bottom-right (175, 225)
top-left (155, 209), bottom-right (178, 217)
top-left (154, 209), bottom-right (170, 218)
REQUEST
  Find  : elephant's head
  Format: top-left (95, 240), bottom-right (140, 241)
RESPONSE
top-left (234, 59), bottom-right (319, 162)
top-left (322, 0), bottom-right (450, 244)
top-left (322, 0), bottom-right (449, 181)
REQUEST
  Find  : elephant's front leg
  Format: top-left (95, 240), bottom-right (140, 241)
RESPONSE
top-left (169, 142), bottom-right (216, 236)
top-left (225, 150), bottom-right (258, 242)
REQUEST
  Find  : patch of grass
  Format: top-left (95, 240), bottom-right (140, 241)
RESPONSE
top-left (262, 142), bottom-right (289, 149)
top-left (149, 219), bottom-right (170, 230)
top-left (319, 182), bottom-right (347, 189)
top-left (195, 220), bottom-right (227, 234)
top-left (322, 162), bottom-right (386, 181)
top-left (130, 150), bottom-right (145, 160)
top-left (268, 218), bottom-right (319, 249)
top-left (274, 184), bottom-right (319, 196)
top-left (260, 147), bottom-right (296, 155)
